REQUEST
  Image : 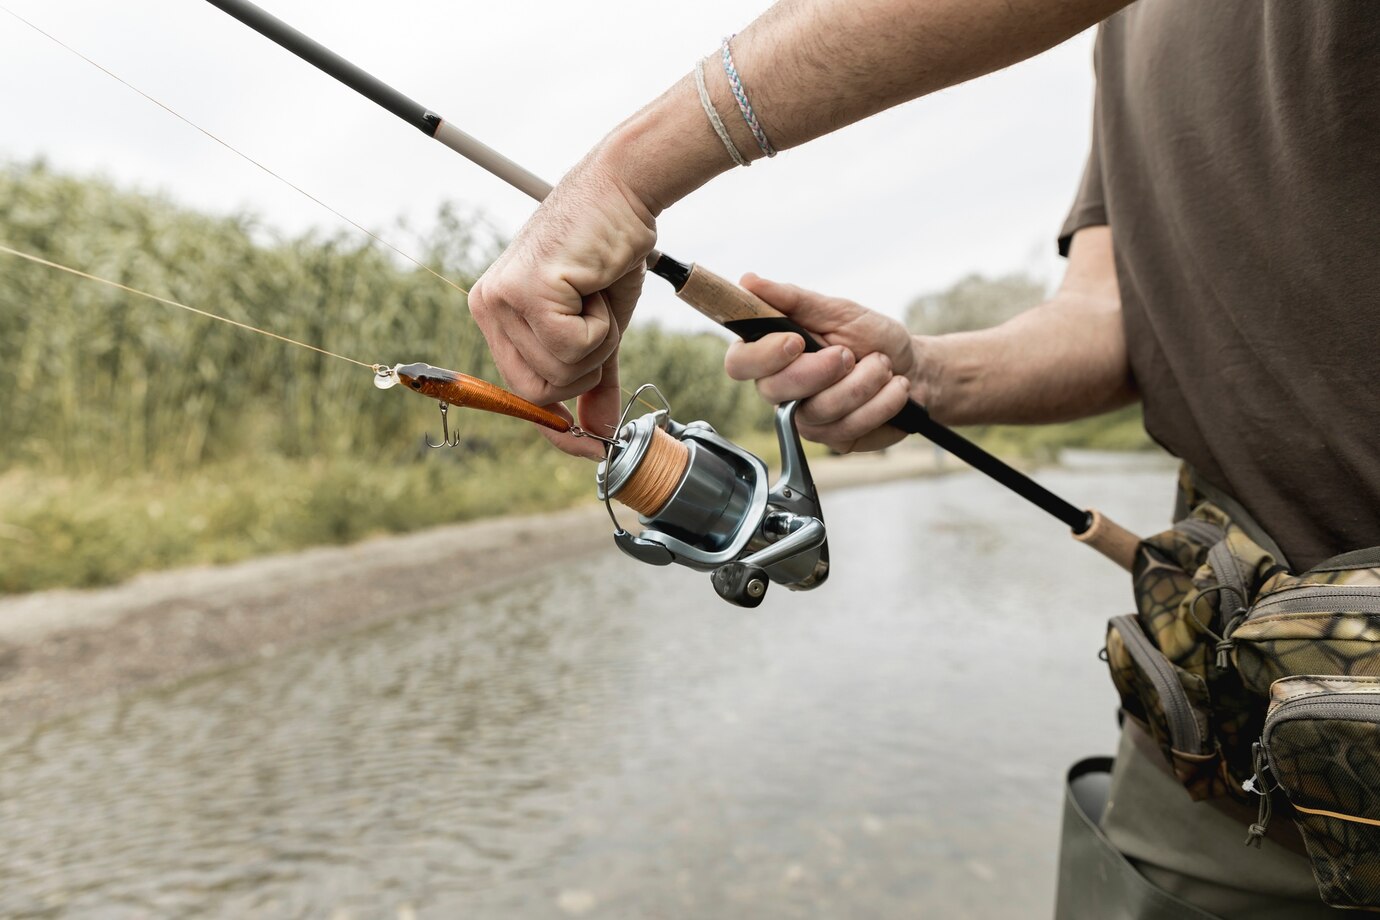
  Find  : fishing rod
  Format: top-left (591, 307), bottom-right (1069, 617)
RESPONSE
top-left (201, 0), bottom-right (1139, 572)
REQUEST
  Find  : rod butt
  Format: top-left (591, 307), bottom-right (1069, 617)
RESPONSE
top-left (1074, 509), bottom-right (1140, 572)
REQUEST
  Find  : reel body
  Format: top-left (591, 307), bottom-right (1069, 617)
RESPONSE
top-left (597, 390), bottom-right (828, 607)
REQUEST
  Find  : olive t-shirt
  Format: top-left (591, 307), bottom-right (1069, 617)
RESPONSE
top-left (1059, 1), bottom-right (1380, 570)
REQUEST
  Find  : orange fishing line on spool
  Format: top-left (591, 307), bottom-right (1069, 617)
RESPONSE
top-left (612, 427), bottom-right (690, 517)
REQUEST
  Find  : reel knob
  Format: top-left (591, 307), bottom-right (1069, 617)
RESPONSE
top-left (711, 562), bottom-right (770, 608)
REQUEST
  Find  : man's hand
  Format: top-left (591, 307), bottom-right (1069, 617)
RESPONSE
top-left (465, 0), bottom-right (1128, 458)
top-left (468, 154), bottom-right (657, 459)
top-left (726, 228), bottom-right (1133, 455)
top-left (724, 274), bottom-right (921, 453)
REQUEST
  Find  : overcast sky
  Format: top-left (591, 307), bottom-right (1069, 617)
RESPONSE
top-left (0, 0), bottom-right (1097, 332)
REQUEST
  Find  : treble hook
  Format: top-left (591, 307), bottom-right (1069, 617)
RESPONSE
top-left (426, 402), bottom-right (462, 449)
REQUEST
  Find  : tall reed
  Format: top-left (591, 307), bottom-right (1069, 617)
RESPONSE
top-left (0, 161), bottom-right (769, 479)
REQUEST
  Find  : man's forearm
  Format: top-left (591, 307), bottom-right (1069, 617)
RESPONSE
top-left (603, 0), bottom-right (1129, 213)
top-left (915, 299), bottom-right (1136, 425)
top-left (915, 227), bottom-right (1136, 426)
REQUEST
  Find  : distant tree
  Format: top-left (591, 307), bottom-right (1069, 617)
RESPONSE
top-left (904, 272), bottom-right (1045, 335)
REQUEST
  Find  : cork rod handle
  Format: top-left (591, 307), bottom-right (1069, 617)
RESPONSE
top-left (672, 263), bottom-right (828, 351)
top-left (1074, 509), bottom-right (1140, 572)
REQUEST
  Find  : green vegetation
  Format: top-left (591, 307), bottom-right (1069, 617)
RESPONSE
top-left (0, 162), bottom-right (1151, 594)
top-left (962, 405), bottom-right (1153, 461)
top-left (0, 454), bottom-right (588, 593)
top-left (0, 161), bottom-right (767, 593)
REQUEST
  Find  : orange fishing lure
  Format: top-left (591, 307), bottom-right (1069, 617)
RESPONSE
top-left (375, 362), bottom-right (612, 449)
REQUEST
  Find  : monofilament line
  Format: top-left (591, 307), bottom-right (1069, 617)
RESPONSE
top-left (1, 3), bottom-right (472, 299)
top-left (0, 243), bottom-right (376, 369)
top-left (5, 4), bottom-right (661, 417)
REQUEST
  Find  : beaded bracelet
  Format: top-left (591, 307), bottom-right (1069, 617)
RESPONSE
top-left (720, 35), bottom-right (777, 158)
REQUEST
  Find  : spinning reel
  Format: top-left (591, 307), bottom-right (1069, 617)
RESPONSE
top-left (597, 386), bottom-right (829, 607)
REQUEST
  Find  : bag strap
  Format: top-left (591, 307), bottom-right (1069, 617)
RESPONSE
top-left (1177, 465), bottom-right (1291, 570)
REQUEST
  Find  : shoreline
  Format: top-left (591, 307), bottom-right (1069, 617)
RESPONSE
top-left (0, 446), bottom-right (951, 730)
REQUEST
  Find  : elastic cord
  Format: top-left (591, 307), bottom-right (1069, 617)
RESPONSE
top-left (721, 35), bottom-right (777, 158)
top-left (694, 58), bottom-right (749, 167)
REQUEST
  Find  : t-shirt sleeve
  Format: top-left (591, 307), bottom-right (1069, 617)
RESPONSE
top-left (1058, 105), bottom-right (1108, 257)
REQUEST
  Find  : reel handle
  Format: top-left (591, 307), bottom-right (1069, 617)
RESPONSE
top-left (711, 562), bottom-right (770, 608)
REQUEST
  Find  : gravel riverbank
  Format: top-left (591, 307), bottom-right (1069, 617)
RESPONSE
top-left (0, 447), bottom-right (948, 729)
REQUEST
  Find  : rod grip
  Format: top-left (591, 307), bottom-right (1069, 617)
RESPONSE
top-left (674, 264), bottom-right (827, 353)
top-left (663, 258), bottom-right (1094, 534)
top-left (1074, 509), bottom-right (1140, 572)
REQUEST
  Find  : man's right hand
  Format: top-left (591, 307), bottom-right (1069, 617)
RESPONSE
top-left (724, 274), bottom-right (923, 454)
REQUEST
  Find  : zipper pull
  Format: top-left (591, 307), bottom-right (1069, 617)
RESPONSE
top-left (1243, 741), bottom-right (1273, 848)
top-left (1216, 609), bottom-right (1247, 671)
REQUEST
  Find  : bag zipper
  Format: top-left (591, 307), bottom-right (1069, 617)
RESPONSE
top-left (1265, 694), bottom-right (1380, 734)
top-left (1208, 539), bottom-right (1251, 616)
top-left (1256, 694), bottom-right (1380, 843)
top-left (1250, 588), bottom-right (1380, 617)
top-left (1111, 614), bottom-right (1204, 754)
top-left (1208, 539), bottom-right (1255, 668)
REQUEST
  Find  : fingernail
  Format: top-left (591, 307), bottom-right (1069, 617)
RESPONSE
top-left (784, 336), bottom-right (804, 358)
top-left (838, 348), bottom-right (855, 372)
top-left (878, 354), bottom-right (892, 372)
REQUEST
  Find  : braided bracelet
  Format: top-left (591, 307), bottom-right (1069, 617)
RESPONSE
top-left (694, 58), bottom-right (749, 167)
top-left (721, 35), bottom-right (777, 158)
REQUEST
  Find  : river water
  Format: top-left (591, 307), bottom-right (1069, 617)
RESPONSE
top-left (0, 461), bottom-right (1178, 919)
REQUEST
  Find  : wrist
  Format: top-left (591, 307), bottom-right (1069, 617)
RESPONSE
top-left (909, 334), bottom-right (948, 422)
top-left (596, 71), bottom-right (738, 216)
top-left (912, 329), bottom-right (1006, 427)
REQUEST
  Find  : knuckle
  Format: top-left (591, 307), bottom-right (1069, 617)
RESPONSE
top-left (531, 317), bottom-right (606, 367)
top-left (544, 362), bottom-right (587, 389)
top-left (725, 344), bottom-right (780, 382)
top-left (509, 372), bottom-right (558, 406)
top-left (795, 396), bottom-right (835, 428)
top-left (795, 420), bottom-right (828, 444)
top-left (851, 362), bottom-right (891, 402)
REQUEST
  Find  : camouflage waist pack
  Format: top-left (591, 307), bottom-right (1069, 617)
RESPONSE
top-left (1104, 472), bottom-right (1380, 911)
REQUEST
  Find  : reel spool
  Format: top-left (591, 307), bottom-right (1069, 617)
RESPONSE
top-left (597, 385), bottom-right (829, 607)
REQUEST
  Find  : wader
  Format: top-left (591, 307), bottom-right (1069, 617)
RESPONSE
top-left (1055, 730), bottom-right (1345, 919)
top-left (1054, 471), bottom-right (1359, 918)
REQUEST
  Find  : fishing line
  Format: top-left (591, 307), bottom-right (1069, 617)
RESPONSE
top-left (4, 5), bottom-right (659, 415)
top-left (1, 3), bottom-right (472, 299)
top-left (0, 242), bottom-right (378, 369)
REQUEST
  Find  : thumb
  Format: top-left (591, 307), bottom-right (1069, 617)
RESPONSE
top-left (739, 273), bottom-right (861, 335)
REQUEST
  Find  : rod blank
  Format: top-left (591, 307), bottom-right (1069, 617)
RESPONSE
top-left (205, 0), bottom-right (436, 133)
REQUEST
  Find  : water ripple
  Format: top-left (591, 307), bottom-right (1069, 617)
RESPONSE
top-left (0, 467), bottom-right (1174, 918)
